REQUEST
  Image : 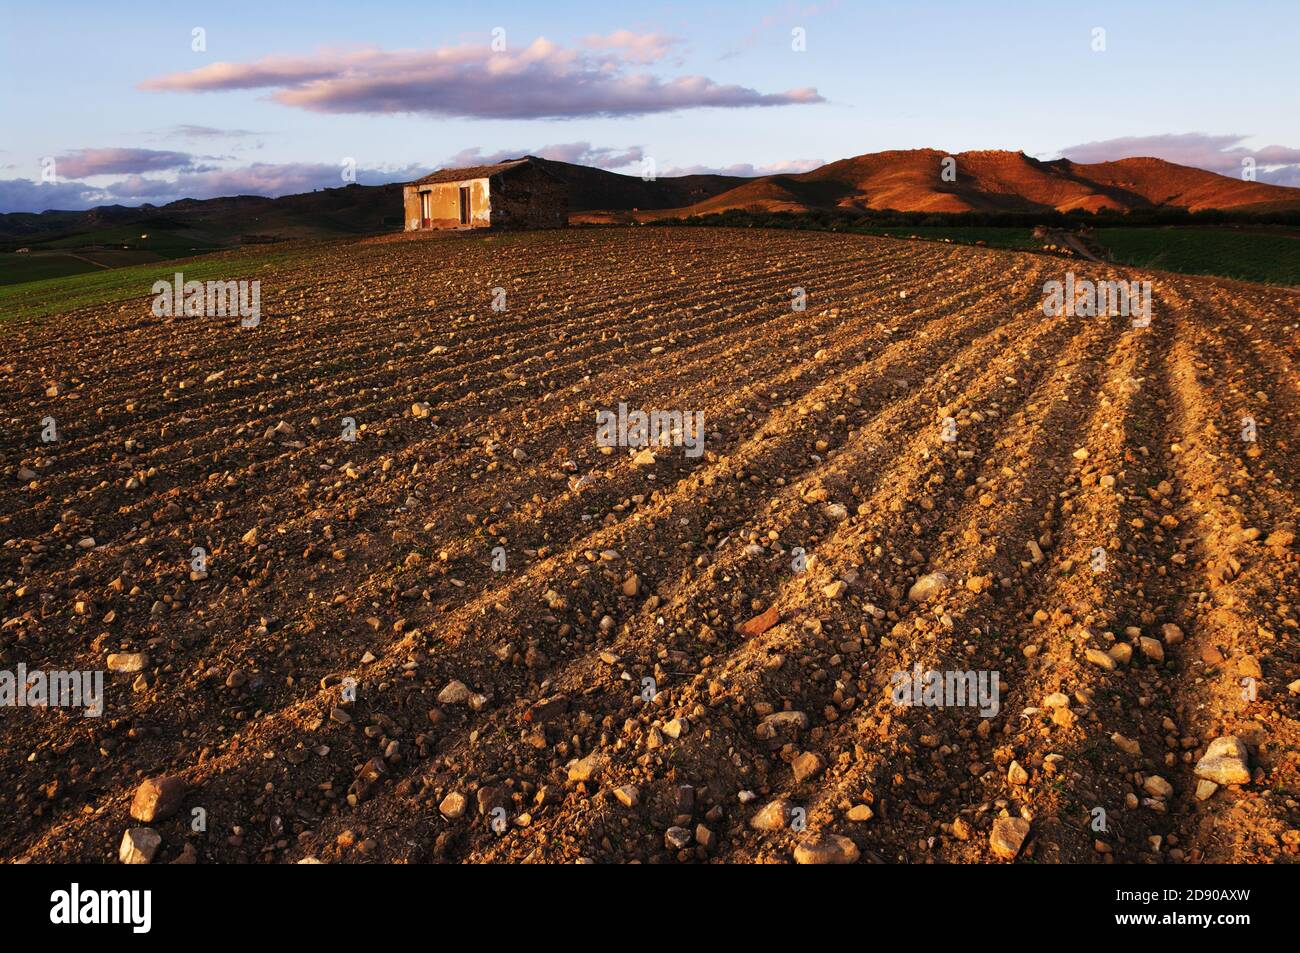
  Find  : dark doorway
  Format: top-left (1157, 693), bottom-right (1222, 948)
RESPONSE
top-left (458, 186), bottom-right (471, 225)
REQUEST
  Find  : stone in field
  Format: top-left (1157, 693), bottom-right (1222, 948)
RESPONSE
top-left (119, 828), bottom-right (161, 864)
top-left (1194, 736), bottom-right (1250, 786)
top-left (130, 776), bottom-right (186, 822)
top-left (990, 817), bottom-right (1030, 859)
top-left (908, 571), bottom-right (950, 603)
top-left (793, 833), bottom-right (859, 865)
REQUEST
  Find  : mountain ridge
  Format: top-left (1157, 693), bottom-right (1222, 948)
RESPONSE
top-left (4, 148), bottom-right (1298, 247)
top-left (640, 148), bottom-right (1300, 220)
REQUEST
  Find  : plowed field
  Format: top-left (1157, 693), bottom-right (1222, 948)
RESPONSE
top-left (2, 227), bottom-right (1297, 864)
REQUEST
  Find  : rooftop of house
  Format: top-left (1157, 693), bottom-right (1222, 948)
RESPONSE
top-left (411, 157), bottom-right (535, 186)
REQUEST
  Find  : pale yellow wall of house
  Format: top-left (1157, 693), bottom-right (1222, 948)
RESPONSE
top-left (403, 178), bottom-right (492, 230)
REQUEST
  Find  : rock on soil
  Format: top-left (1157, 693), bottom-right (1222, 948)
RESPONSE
top-left (106, 653), bottom-right (148, 673)
top-left (750, 799), bottom-right (794, 831)
top-left (990, 817), bottom-right (1031, 859)
top-left (793, 833), bottom-right (860, 865)
top-left (1194, 736), bottom-right (1251, 786)
top-left (907, 571), bottom-right (950, 603)
top-left (130, 776), bottom-right (186, 823)
top-left (119, 828), bottom-right (161, 864)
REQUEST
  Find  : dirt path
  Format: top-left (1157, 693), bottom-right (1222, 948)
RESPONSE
top-left (1044, 229), bottom-right (1107, 263)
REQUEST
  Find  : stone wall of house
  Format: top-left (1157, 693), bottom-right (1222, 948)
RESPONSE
top-left (403, 164), bottom-right (568, 230)
top-left (487, 166), bottom-right (568, 229)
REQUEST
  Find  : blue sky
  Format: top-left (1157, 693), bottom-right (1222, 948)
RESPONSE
top-left (2, 0), bottom-right (1297, 211)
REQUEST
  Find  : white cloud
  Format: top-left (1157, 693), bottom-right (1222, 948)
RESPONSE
top-left (53, 148), bottom-right (204, 178)
top-left (139, 36), bottom-right (823, 119)
top-left (0, 161), bottom-right (424, 212)
top-left (442, 142), bottom-right (644, 170)
top-left (662, 158), bottom-right (823, 176)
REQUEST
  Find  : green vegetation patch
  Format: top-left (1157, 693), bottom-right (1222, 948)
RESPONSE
top-left (0, 253), bottom-right (103, 286)
top-left (0, 245), bottom-right (313, 324)
top-left (661, 211), bottom-right (1300, 286)
top-left (1090, 228), bottom-right (1300, 286)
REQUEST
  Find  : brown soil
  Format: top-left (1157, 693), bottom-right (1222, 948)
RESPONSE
top-left (1, 227), bottom-right (1297, 864)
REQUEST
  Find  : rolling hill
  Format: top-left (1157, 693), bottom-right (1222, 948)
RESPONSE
top-left (0, 183), bottom-right (406, 247)
top-left (523, 156), bottom-right (747, 211)
top-left (6, 150), bottom-right (1298, 245)
top-left (3, 148), bottom-right (1297, 283)
top-left (0, 159), bottom-right (745, 255)
top-left (640, 149), bottom-right (1300, 219)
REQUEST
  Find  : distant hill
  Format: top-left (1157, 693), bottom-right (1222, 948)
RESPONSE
top-left (521, 156), bottom-right (746, 211)
top-left (0, 159), bottom-right (748, 252)
top-left (0, 183), bottom-right (406, 248)
top-left (641, 149), bottom-right (1300, 219)
top-left (4, 148), bottom-right (1297, 256)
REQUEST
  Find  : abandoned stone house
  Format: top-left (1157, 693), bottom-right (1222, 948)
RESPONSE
top-left (403, 156), bottom-right (568, 231)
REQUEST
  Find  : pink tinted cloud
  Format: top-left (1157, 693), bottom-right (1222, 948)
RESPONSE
top-left (581, 30), bottom-right (678, 64)
top-left (53, 147), bottom-right (201, 178)
top-left (1058, 133), bottom-right (1300, 186)
top-left (140, 37), bottom-right (823, 119)
top-left (663, 158), bottom-right (823, 176)
top-left (0, 160), bottom-right (425, 211)
top-left (0, 178), bottom-right (112, 213)
top-left (444, 142), bottom-right (645, 170)
top-left (105, 163), bottom-right (349, 201)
